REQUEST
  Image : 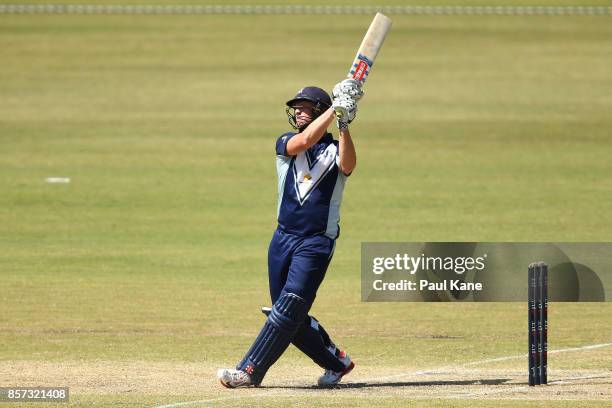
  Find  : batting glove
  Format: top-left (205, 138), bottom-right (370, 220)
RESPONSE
top-left (332, 79), bottom-right (364, 102)
top-left (332, 94), bottom-right (358, 129)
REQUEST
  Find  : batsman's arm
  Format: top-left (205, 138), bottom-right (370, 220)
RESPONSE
top-left (338, 127), bottom-right (356, 176)
top-left (286, 108), bottom-right (336, 156)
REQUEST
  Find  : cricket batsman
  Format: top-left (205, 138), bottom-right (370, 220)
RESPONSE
top-left (217, 79), bottom-right (362, 387)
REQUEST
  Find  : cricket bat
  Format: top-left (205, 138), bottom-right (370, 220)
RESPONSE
top-left (347, 13), bottom-right (392, 85)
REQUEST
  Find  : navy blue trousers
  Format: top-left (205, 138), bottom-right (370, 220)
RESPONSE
top-left (267, 228), bottom-right (345, 371)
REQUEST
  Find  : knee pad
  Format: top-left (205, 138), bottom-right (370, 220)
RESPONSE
top-left (268, 292), bottom-right (309, 333)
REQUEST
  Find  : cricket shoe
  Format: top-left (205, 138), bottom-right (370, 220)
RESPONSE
top-left (317, 350), bottom-right (355, 386)
top-left (217, 368), bottom-right (254, 388)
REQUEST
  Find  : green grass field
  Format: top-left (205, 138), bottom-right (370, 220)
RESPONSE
top-left (2, 1), bottom-right (612, 5)
top-left (1, 5), bottom-right (611, 407)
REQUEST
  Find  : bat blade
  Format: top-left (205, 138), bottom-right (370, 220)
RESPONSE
top-left (348, 13), bottom-right (392, 84)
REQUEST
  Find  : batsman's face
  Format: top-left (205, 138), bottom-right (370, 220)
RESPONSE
top-left (293, 102), bottom-right (315, 128)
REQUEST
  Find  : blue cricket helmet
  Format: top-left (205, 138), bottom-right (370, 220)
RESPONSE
top-left (285, 86), bottom-right (332, 130)
top-left (286, 86), bottom-right (332, 111)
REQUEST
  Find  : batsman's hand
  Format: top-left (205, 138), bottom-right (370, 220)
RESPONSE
top-left (332, 79), bottom-right (364, 102)
top-left (332, 94), bottom-right (358, 129)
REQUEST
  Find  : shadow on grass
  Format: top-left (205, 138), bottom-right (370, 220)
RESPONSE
top-left (262, 378), bottom-right (512, 390)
